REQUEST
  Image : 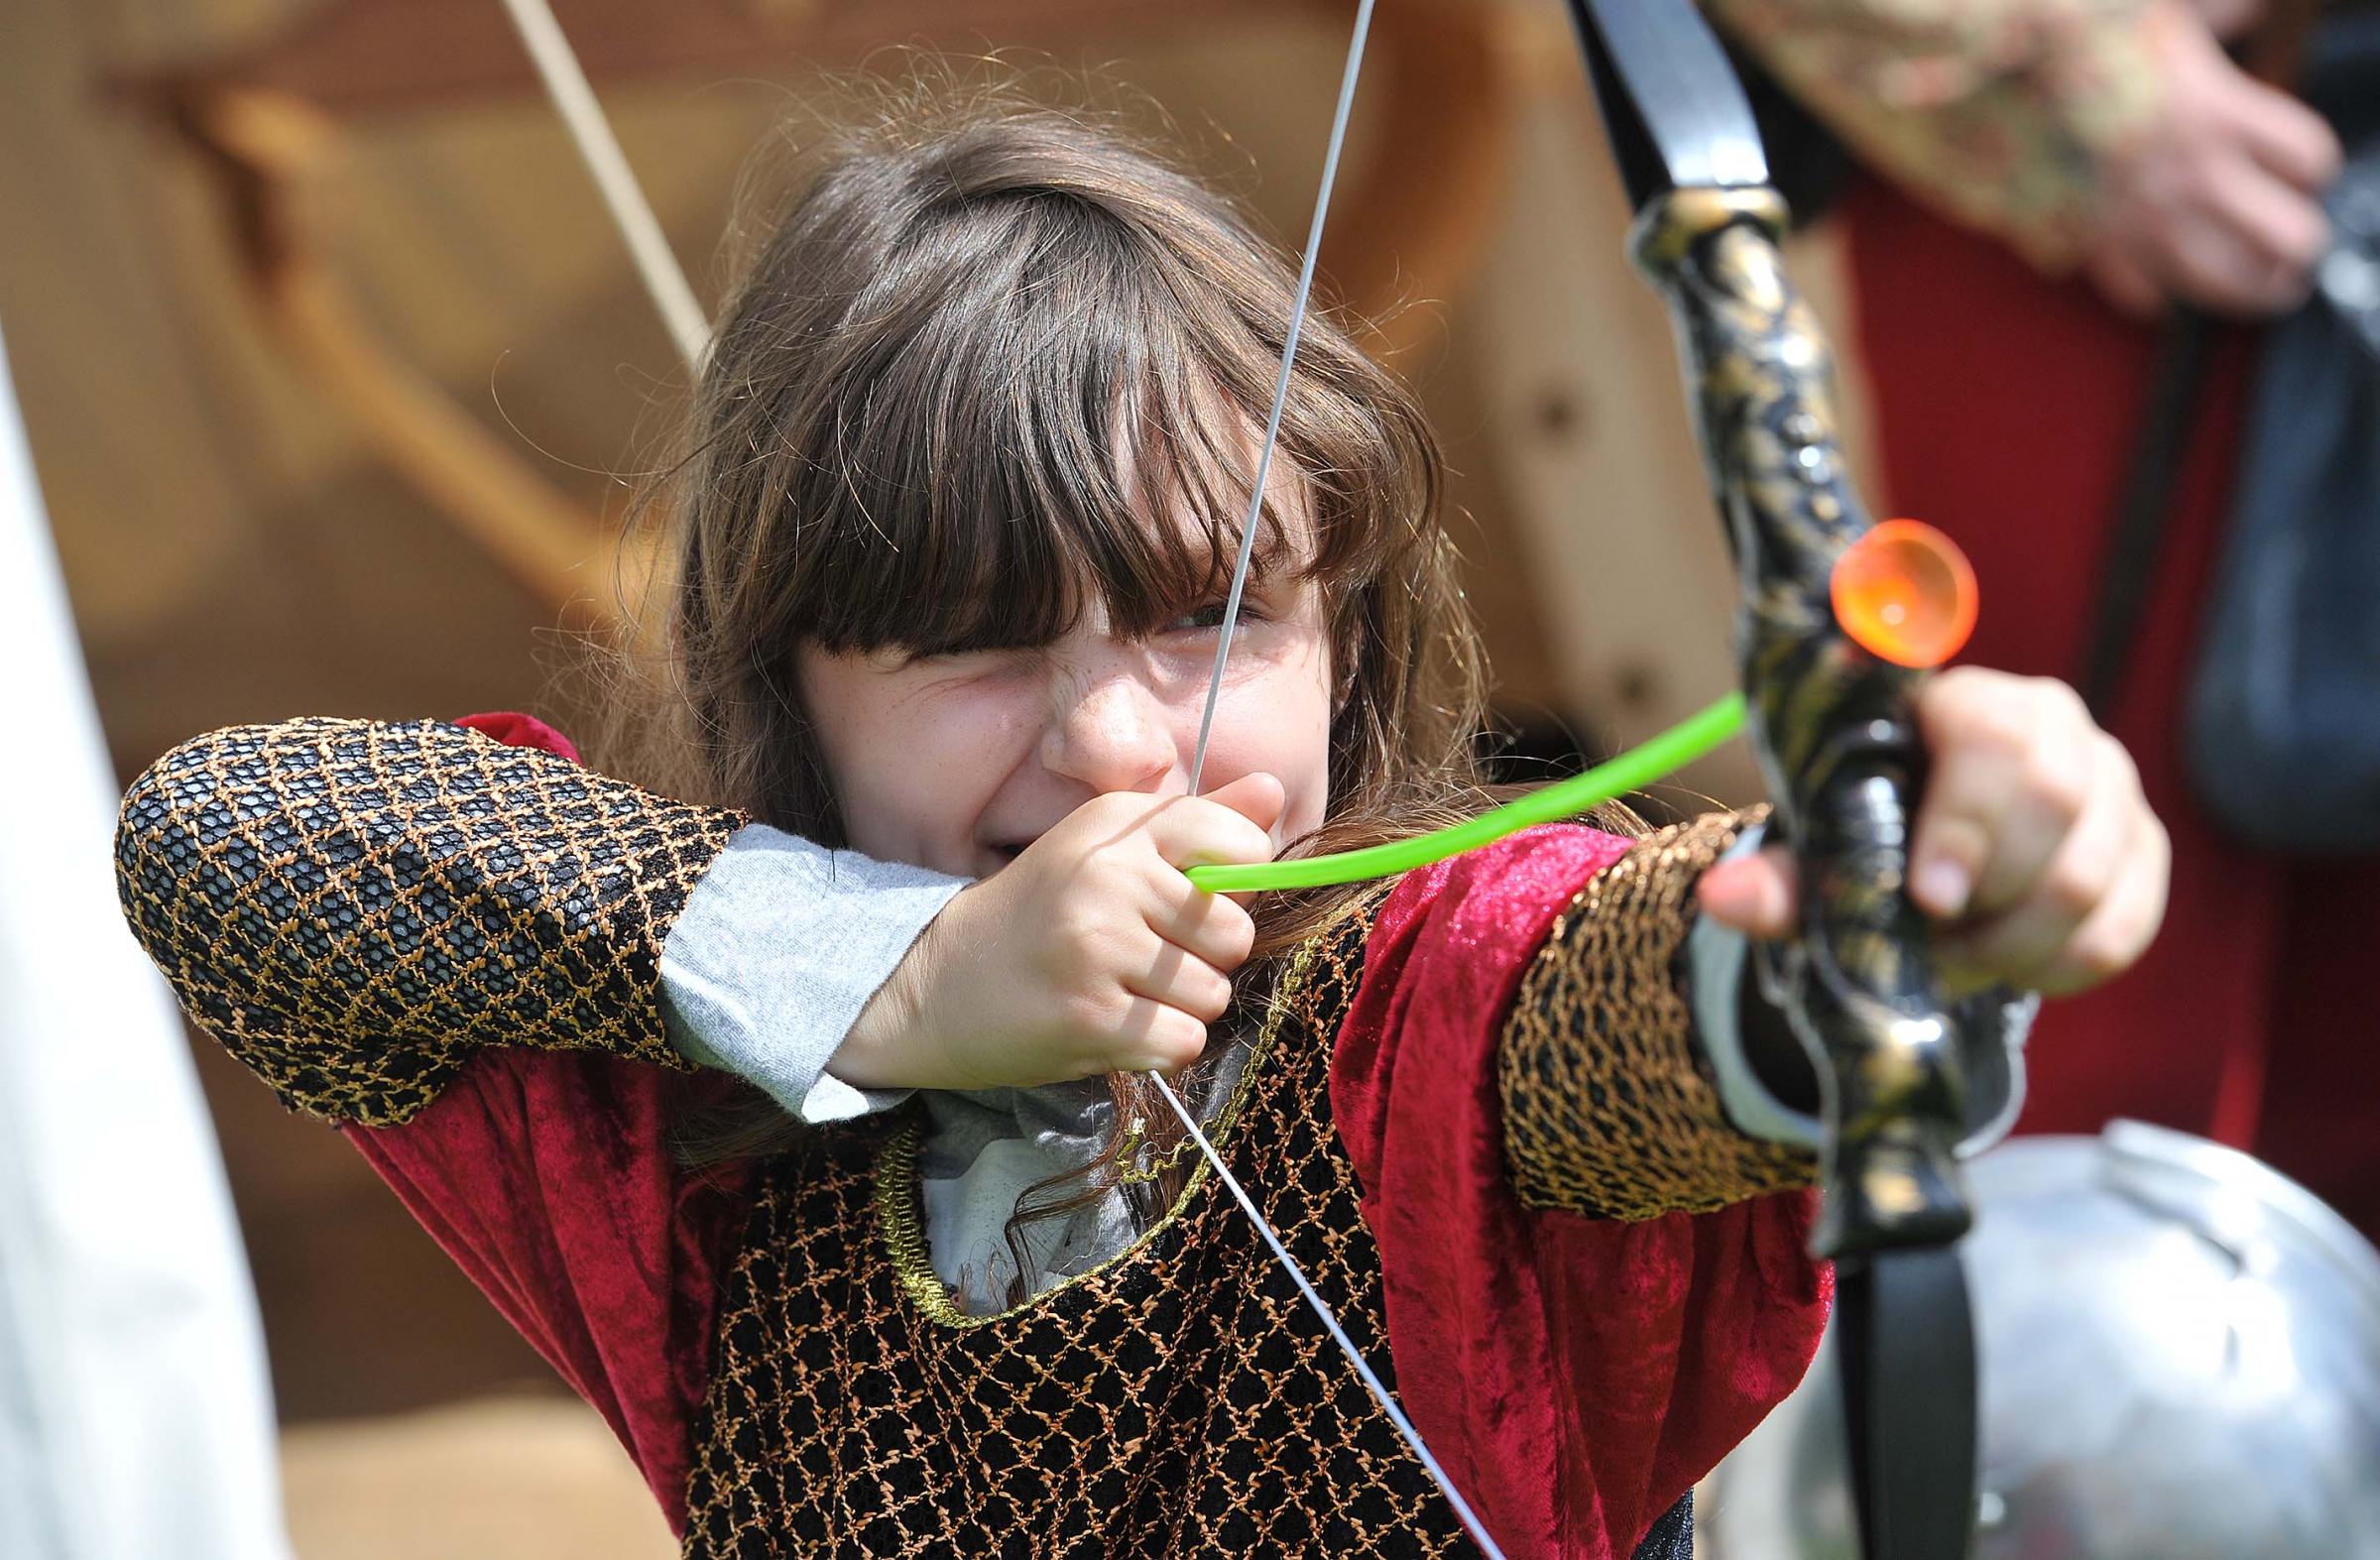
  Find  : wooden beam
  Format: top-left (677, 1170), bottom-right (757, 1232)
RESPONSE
top-left (1323, 0), bottom-right (1518, 362)
top-left (177, 86), bottom-right (624, 629)
top-left (120, 0), bottom-right (1529, 639)
top-left (113, 0), bottom-right (1296, 115)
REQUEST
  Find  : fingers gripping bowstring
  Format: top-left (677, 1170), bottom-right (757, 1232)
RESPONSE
top-left (503, 2), bottom-right (1499, 1549)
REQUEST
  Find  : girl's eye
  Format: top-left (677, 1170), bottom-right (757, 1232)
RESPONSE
top-left (882, 645), bottom-right (1027, 677)
top-left (1168, 602), bottom-right (1259, 635)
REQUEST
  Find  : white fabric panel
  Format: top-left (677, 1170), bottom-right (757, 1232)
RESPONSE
top-left (0, 322), bottom-right (291, 1559)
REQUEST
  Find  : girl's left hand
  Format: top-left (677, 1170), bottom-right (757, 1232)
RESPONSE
top-left (1696, 666), bottom-right (2170, 997)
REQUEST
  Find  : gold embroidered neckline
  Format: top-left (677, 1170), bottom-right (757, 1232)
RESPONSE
top-left (876, 934), bottom-right (1325, 1330)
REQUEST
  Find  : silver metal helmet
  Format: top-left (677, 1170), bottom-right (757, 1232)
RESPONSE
top-left (1702, 1120), bottom-right (2380, 1558)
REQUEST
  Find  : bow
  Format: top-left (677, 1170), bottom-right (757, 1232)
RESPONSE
top-left (1186, 3), bottom-right (1999, 1556)
top-left (1565, 0), bottom-right (1981, 1265)
top-left (1563, 6), bottom-right (1990, 1556)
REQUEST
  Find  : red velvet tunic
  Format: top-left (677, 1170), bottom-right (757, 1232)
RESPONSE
top-left (121, 712), bottom-right (1825, 1557)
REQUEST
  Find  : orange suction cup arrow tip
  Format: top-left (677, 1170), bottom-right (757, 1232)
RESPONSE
top-left (1831, 519), bottom-right (1978, 668)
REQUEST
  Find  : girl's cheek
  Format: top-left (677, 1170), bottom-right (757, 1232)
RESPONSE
top-left (950, 696), bottom-right (1057, 838)
top-left (1202, 638), bottom-right (1331, 836)
top-left (821, 675), bottom-right (1013, 865)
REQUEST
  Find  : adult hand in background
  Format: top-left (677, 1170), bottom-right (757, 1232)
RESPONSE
top-left (2182, 0), bottom-right (2265, 44)
top-left (2082, 0), bottom-right (2341, 316)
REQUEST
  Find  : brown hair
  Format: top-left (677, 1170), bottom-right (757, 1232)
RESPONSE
top-left (600, 74), bottom-right (1627, 1302)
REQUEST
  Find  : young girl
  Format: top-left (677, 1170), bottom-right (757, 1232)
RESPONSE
top-left (114, 92), bottom-right (2166, 1559)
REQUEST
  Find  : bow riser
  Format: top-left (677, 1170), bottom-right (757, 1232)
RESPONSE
top-left (1628, 189), bottom-right (1973, 1259)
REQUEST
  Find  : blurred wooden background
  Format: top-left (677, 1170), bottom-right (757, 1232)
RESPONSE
top-left (2, 0), bottom-right (1873, 1552)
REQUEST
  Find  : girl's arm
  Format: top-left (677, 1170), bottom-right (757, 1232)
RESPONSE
top-left (1504, 792), bottom-right (2051, 1221)
top-left (1498, 811), bottom-right (1818, 1221)
top-left (113, 717), bottom-right (745, 1124)
top-left (1331, 825), bottom-right (1830, 1560)
top-left (113, 713), bottom-right (958, 1533)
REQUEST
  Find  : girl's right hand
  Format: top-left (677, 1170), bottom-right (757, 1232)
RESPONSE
top-left (828, 774), bottom-right (1284, 1093)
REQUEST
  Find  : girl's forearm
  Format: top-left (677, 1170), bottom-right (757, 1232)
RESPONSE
top-left (115, 717), bottom-right (742, 1125)
top-left (1497, 811), bottom-right (1816, 1222)
top-left (656, 821), bottom-right (961, 1119)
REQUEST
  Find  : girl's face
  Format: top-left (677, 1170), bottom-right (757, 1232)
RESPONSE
top-left (797, 528), bottom-right (1333, 881)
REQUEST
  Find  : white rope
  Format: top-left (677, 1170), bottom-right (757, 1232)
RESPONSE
top-left (496, 0), bottom-right (710, 371)
top-left (500, 1), bottom-right (1497, 1547)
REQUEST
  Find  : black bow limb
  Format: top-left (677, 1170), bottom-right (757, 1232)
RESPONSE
top-left (1563, 3), bottom-right (1994, 1557)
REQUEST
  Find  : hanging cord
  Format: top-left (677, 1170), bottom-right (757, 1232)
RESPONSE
top-left (500, 1), bottom-right (1499, 1549)
top-left (496, 0), bottom-right (710, 371)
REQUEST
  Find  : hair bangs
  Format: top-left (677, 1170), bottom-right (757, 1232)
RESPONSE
top-left (780, 181), bottom-right (1390, 660)
top-left (649, 87), bottom-right (1476, 854)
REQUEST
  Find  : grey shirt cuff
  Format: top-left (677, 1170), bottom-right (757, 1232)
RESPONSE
top-left (657, 823), bottom-right (967, 1124)
top-left (1685, 821), bottom-right (2034, 1154)
top-left (1686, 825), bottom-right (1826, 1149)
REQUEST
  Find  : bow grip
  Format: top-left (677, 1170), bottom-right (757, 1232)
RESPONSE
top-left (1629, 188), bottom-right (1973, 1260)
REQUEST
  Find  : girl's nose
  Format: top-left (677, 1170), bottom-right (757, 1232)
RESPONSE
top-left (1041, 670), bottom-right (1180, 796)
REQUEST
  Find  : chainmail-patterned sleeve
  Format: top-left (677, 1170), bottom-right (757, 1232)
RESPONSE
top-left (1498, 811), bottom-right (1815, 1221)
top-left (114, 718), bottom-right (745, 1126)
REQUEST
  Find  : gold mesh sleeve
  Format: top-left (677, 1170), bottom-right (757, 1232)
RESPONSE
top-left (114, 718), bottom-right (744, 1125)
top-left (1499, 810), bottom-right (1815, 1220)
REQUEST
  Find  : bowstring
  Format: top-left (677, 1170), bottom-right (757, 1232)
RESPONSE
top-left (501, 4), bottom-right (1502, 1551)
top-left (1145, 1071), bottom-right (1509, 1558)
top-left (1184, 0), bottom-right (1373, 793)
top-left (1162, 5), bottom-right (1510, 1554)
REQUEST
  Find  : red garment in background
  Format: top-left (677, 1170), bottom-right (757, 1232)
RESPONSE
top-left (1841, 178), bottom-right (2380, 1234)
top-left (338, 717), bottom-right (1825, 1552)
